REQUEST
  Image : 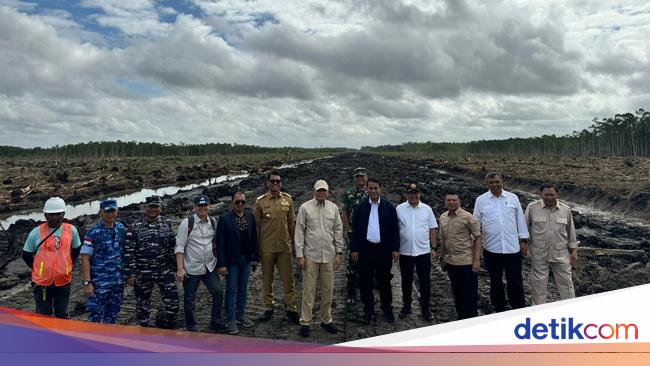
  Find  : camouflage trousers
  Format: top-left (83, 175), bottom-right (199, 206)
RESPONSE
top-left (346, 232), bottom-right (359, 300)
top-left (87, 283), bottom-right (124, 324)
top-left (134, 272), bottom-right (179, 328)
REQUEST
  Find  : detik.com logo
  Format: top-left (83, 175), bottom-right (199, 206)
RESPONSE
top-left (514, 318), bottom-right (638, 340)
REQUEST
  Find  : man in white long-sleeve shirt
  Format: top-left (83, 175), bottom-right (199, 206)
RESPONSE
top-left (175, 195), bottom-right (226, 333)
top-left (295, 180), bottom-right (344, 337)
top-left (473, 172), bottom-right (529, 312)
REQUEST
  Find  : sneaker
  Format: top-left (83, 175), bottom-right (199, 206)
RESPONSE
top-left (258, 309), bottom-right (274, 322)
top-left (286, 310), bottom-right (300, 324)
top-left (299, 325), bottom-right (310, 337)
top-left (228, 320), bottom-right (239, 335)
top-left (187, 326), bottom-right (198, 333)
top-left (211, 321), bottom-right (229, 333)
top-left (237, 316), bottom-right (255, 328)
top-left (320, 322), bottom-right (338, 334)
top-left (384, 311), bottom-right (395, 324)
top-left (398, 306), bottom-right (412, 319)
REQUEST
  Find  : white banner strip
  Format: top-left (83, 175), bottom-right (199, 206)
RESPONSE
top-left (340, 284), bottom-right (650, 347)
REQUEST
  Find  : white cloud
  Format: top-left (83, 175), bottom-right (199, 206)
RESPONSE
top-left (0, 1), bottom-right (648, 148)
top-left (80, 0), bottom-right (171, 37)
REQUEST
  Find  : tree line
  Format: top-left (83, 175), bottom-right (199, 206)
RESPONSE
top-left (0, 141), bottom-right (347, 159)
top-left (363, 109), bottom-right (650, 157)
top-left (2, 110), bottom-right (647, 158)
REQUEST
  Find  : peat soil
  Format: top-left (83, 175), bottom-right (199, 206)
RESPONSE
top-left (0, 153), bottom-right (324, 214)
top-left (425, 154), bottom-right (650, 220)
top-left (0, 152), bottom-right (648, 344)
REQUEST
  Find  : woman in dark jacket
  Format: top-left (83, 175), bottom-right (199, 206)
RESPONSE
top-left (215, 191), bottom-right (259, 335)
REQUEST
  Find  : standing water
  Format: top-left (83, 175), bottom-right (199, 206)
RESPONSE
top-left (0, 157), bottom-right (327, 229)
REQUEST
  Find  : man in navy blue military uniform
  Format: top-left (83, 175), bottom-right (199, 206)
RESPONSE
top-left (81, 198), bottom-right (127, 324)
top-left (124, 195), bottom-right (179, 329)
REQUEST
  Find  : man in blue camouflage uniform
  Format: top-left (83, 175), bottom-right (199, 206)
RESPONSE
top-left (340, 167), bottom-right (367, 305)
top-left (81, 198), bottom-right (126, 324)
top-left (124, 195), bottom-right (179, 329)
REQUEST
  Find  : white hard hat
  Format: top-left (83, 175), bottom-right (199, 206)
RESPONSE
top-left (43, 197), bottom-right (66, 213)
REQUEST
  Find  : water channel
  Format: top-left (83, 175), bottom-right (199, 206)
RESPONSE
top-left (0, 158), bottom-right (322, 229)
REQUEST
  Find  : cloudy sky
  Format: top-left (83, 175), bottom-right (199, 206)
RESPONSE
top-left (0, 0), bottom-right (648, 148)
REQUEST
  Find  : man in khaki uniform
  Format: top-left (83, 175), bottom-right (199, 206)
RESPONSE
top-left (254, 171), bottom-right (299, 323)
top-left (295, 180), bottom-right (344, 337)
top-left (525, 183), bottom-right (578, 305)
top-left (439, 193), bottom-right (482, 320)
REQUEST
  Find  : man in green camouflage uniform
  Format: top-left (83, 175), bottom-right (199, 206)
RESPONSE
top-left (340, 167), bottom-right (367, 306)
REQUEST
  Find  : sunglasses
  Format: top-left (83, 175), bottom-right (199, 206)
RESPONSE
top-left (269, 179), bottom-right (282, 184)
top-left (234, 200), bottom-right (246, 205)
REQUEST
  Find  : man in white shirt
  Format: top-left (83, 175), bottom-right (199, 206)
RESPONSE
top-left (473, 173), bottom-right (529, 312)
top-left (396, 182), bottom-right (438, 321)
top-left (294, 180), bottom-right (344, 337)
top-left (175, 195), bottom-right (226, 332)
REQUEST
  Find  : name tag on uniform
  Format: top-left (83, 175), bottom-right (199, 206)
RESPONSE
top-left (556, 217), bottom-right (567, 224)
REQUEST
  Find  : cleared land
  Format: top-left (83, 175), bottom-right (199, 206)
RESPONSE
top-left (386, 153), bottom-right (650, 219)
top-left (0, 153), bottom-right (648, 344)
top-left (0, 152), bottom-right (332, 215)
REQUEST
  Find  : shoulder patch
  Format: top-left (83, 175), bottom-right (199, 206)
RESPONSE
top-left (557, 201), bottom-right (571, 209)
top-left (257, 193), bottom-right (267, 201)
top-left (281, 192), bottom-right (292, 198)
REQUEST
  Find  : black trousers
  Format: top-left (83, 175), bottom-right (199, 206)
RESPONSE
top-left (446, 264), bottom-right (478, 319)
top-left (483, 249), bottom-right (525, 312)
top-left (358, 244), bottom-right (393, 315)
top-left (399, 253), bottom-right (431, 313)
top-left (33, 283), bottom-right (71, 319)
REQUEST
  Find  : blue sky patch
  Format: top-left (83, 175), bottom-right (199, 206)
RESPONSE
top-left (117, 78), bottom-right (167, 98)
top-left (252, 12), bottom-right (279, 28)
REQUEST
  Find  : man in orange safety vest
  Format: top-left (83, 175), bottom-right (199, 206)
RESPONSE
top-left (22, 197), bottom-right (82, 318)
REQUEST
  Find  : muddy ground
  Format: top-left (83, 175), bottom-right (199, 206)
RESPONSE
top-left (0, 152), bottom-right (329, 214)
top-left (0, 152), bottom-right (649, 344)
top-left (414, 153), bottom-right (650, 219)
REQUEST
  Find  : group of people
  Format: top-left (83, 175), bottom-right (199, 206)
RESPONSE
top-left (21, 167), bottom-right (579, 337)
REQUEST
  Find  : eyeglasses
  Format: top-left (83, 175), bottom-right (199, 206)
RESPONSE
top-left (269, 179), bottom-right (282, 184)
top-left (234, 200), bottom-right (246, 205)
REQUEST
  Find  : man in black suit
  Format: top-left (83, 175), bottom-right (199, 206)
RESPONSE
top-left (215, 191), bottom-right (259, 335)
top-left (350, 177), bottom-right (400, 324)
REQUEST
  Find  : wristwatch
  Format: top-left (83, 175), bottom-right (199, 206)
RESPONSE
top-left (83, 280), bottom-right (91, 286)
